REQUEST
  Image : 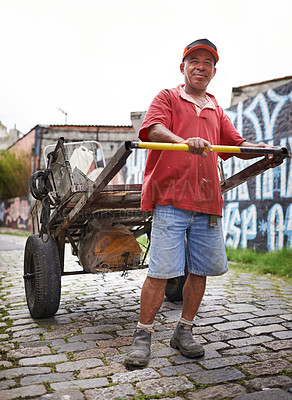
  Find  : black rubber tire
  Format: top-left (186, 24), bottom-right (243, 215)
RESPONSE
top-left (165, 269), bottom-right (188, 302)
top-left (24, 235), bottom-right (61, 318)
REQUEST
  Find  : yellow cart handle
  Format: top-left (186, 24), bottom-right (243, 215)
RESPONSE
top-left (130, 141), bottom-right (288, 156)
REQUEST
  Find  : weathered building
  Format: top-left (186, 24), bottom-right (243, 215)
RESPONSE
top-left (8, 124), bottom-right (137, 172)
top-left (0, 124), bottom-right (137, 230)
top-left (0, 121), bottom-right (22, 150)
top-left (230, 76), bottom-right (292, 106)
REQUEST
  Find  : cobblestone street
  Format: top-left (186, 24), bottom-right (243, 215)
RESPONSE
top-left (0, 232), bottom-right (292, 400)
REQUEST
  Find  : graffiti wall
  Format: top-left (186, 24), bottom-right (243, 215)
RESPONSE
top-left (0, 197), bottom-right (31, 230)
top-left (125, 148), bottom-right (148, 185)
top-left (223, 81), bottom-right (292, 251)
top-left (125, 81), bottom-right (292, 252)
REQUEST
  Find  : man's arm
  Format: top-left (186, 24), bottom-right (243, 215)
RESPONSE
top-left (237, 141), bottom-right (291, 167)
top-left (148, 123), bottom-right (213, 158)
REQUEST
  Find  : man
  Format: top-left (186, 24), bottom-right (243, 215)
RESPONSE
top-left (125, 39), bottom-right (281, 368)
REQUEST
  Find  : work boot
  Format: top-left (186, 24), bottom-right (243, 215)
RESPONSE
top-left (124, 329), bottom-right (151, 368)
top-left (170, 322), bottom-right (205, 358)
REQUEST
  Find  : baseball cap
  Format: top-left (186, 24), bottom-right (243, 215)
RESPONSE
top-left (182, 39), bottom-right (219, 63)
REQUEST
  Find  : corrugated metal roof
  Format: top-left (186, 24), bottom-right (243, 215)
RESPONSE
top-left (7, 123), bottom-right (134, 149)
top-left (48, 124), bottom-right (133, 128)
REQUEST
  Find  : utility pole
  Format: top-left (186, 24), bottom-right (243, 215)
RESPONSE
top-left (57, 107), bottom-right (68, 124)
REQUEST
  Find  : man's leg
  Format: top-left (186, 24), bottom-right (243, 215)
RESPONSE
top-left (140, 276), bottom-right (168, 324)
top-left (125, 205), bottom-right (188, 368)
top-left (181, 273), bottom-right (206, 321)
top-left (170, 212), bottom-right (228, 358)
top-left (170, 273), bottom-right (206, 358)
top-left (124, 276), bottom-right (167, 368)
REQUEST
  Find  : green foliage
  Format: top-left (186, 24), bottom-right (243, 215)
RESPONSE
top-left (226, 247), bottom-right (292, 279)
top-left (280, 368), bottom-right (292, 376)
top-left (43, 382), bottom-right (54, 393)
top-left (0, 150), bottom-right (31, 199)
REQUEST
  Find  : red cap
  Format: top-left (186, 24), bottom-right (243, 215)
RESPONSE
top-left (182, 39), bottom-right (219, 63)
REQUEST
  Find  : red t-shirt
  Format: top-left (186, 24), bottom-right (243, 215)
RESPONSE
top-left (139, 86), bottom-right (245, 216)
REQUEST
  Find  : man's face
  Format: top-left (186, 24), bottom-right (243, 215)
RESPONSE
top-left (180, 48), bottom-right (216, 92)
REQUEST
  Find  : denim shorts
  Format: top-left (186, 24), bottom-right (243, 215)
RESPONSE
top-left (148, 205), bottom-right (228, 279)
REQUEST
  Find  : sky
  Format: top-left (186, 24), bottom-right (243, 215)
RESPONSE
top-left (0, 0), bottom-right (291, 134)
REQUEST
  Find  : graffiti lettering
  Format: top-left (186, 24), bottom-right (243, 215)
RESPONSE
top-left (267, 203), bottom-right (289, 251)
top-left (223, 83), bottom-right (292, 251)
top-left (0, 197), bottom-right (30, 230)
top-left (223, 201), bottom-right (292, 251)
top-left (126, 149), bottom-right (147, 184)
top-left (223, 202), bottom-right (241, 248)
top-left (241, 204), bottom-right (257, 249)
top-left (223, 203), bottom-right (257, 249)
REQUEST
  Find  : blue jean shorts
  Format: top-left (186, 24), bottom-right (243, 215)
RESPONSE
top-left (148, 205), bottom-right (228, 279)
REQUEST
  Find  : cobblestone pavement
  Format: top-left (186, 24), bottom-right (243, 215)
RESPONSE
top-left (0, 232), bottom-right (292, 400)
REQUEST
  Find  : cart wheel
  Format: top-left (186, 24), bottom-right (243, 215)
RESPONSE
top-left (165, 265), bottom-right (188, 302)
top-left (24, 235), bottom-right (61, 318)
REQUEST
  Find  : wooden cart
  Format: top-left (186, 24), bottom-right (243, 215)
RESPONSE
top-left (23, 137), bottom-right (288, 318)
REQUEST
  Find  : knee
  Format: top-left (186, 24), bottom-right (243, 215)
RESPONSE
top-left (144, 276), bottom-right (168, 292)
top-left (186, 273), bottom-right (207, 286)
